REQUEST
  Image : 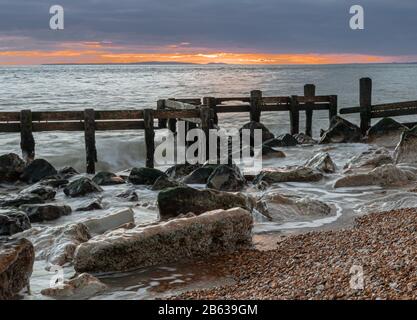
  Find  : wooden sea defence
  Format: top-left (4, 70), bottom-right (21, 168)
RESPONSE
top-left (340, 77), bottom-right (417, 133)
top-left (1, 78), bottom-right (416, 174)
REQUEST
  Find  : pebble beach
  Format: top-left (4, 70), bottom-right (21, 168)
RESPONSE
top-left (176, 208), bottom-right (417, 300)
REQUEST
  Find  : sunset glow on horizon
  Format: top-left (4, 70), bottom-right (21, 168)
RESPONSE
top-left (0, 48), bottom-right (412, 65)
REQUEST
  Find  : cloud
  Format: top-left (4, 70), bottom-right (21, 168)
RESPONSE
top-left (0, 0), bottom-right (416, 62)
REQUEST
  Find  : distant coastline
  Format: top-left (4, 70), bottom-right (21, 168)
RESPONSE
top-left (42, 61), bottom-right (230, 66)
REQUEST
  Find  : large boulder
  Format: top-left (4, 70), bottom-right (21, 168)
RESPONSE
top-left (74, 208), bottom-right (253, 273)
top-left (239, 121), bottom-right (274, 143)
top-left (57, 166), bottom-right (79, 179)
top-left (116, 189), bottom-right (138, 202)
top-left (92, 172), bottom-right (125, 186)
top-left (157, 186), bottom-right (254, 220)
top-left (128, 167), bottom-right (167, 185)
top-left (334, 164), bottom-right (417, 188)
top-left (20, 159), bottom-right (57, 184)
top-left (367, 118), bottom-right (407, 148)
top-left (0, 238), bottom-right (34, 299)
top-left (305, 152), bottom-right (336, 173)
top-left (20, 185), bottom-right (56, 201)
top-left (165, 163), bottom-right (201, 179)
top-left (82, 208), bottom-right (135, 235)
top-left (41, 273), bottom-right (107, 299)
top-left (394, 125), bottom-right (417, 164)
top-left (320, 116), bottom-right (363, 144)
top-left (264, 134), bottom-right (298, 147)
top-left (13, 223), bottom-right (91, 266)
top-left (183, 166), bottom-right (216, 184)
top-left (20, 204), bottom-right (72, 223)
top-left (151, 175), bottom-right (184, 191)
top-left (0, 153), bottom-right (25, 182)
top-left (293, 133), bottom-right (317, 145)
top-left (254, 167), bottom-right (323, 184)
top-left (343, 147), bottom-right (393, 173)
top-left (0, 210), bottom-right (31, 236)
top-left (0, 194), bottom-right (44, 208)
top-left (257, 192), bottom-right (332, 222)
top-left (75, 199), bottom-right (103, 212)
top-left (63, 177), bottom-right (103, 197)
top-left (206, 165), bottom-right (246, 192)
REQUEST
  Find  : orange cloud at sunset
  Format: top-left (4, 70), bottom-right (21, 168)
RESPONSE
top-left (0, 48), bottom-right (412, 65)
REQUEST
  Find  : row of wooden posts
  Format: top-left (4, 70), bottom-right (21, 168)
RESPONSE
top-left (1, 78), bottom-right (417, 174)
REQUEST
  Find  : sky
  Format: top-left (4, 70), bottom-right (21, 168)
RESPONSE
top-left (0, 0), bottom-right (416, 64)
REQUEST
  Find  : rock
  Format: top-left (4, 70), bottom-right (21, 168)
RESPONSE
top-left (394, 125), bottom-right (417, 164)
top-left (13, 223), bottom-right (91, 266)
top-left (20, 204), bottom-right (72, 223)
top-left (157, 186), bottom-right (254, 220)
top-left (264, 134), bottom-right (298, 147)
top-left (82, 208), bottom-right (135, 235)
top-left (320, 116), bottom-right (363, 144)
top-left (183, 167), bottom-right (216, 184)
top-left (0, 210), bottom-right (31, 236)
top-left (116, 189), bottom-right (138, 202)
top-left (128, 167), bottom-right (167, 185)
top-left (344, 147), bottom-right (393, 173)
top-left (92, 172), bottom-right (125, 186)
top-left (261, 145), bottom-right (286, 158)
top-left (0, 153), bottom-right (25, 182)
top-left (39, 178), bottom-right (69, 188)
top-left (206, 165), bottom-right (246, 191)
top-left (305, 152), bottom-right (336, 173)
top-left (75, 199), bottom-right (103, 212)
top-left (334, 164), bottom-right (417, 188)
top-left (63, 177), bottom-right (103, 198)
top-left (257, 192), bottom-right (332, 221)
top-left (20, 185), bottom-right (56, 201)
top-left (74, 207), bottom-right (253, 273)
top-left (367, 118), bottom-right (407, 148)
top-left (58, 167), bottom-right (79, 179)
top-left (293, 133), bottom-right (317, 145)
top-left (254, 167), bottom-right (323, 184)
top-left (151, 175), bottom-right (184, 191)
top-left (239, 121), bottom-right (274, 143)
top-left (165, 163), bottom-right (201, 179)
top-left (0, 194), bottom-right (44, 208)
top-left (41, 273), bottom-right (107, 299)
top-left (0, 238), bottom-right (34, 299)
top-left (20, 159), bottom-right (57, 184)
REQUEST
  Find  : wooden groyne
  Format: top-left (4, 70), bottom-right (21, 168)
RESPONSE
top-left (1, 78), bottom-right (416, 174)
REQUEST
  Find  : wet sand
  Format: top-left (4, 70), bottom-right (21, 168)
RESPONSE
top-left (174, 208), bottom-right (417, 300)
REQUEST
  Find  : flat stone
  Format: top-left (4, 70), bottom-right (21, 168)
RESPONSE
top-left (63, 177), bottom-right (103, 198)
top-left (254, 166), bottom-right (323, 184)
top-left (128, 167), bottom-right (167, 185)
top-left (82, 208), bottom-right (135, 235)
top-left (20, 204), bottom-right (72, 223)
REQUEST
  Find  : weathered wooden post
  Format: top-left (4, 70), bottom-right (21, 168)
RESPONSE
top-left (157, 99), bottom-right (167, 129)
top-left (250, 90), bottom-right (262, 122)
top-left (290, 95), bottom-right (300, 135)
top-left (304, 84), bottom-right (315, 137)
top-left (200, 106), bottom-right (211, 161)
top-left (328, 95), bottom-right (338, 121)
top-left (203, 97), bottom-right (218, 126)
top-left (360, 77), bottom-right (372, 134)
top-left (20, 109), bottom-right (35, 163)
top-left (84, 109), bottom-right (97, 174)
top-left (143, 109), bottom-right (155, 168)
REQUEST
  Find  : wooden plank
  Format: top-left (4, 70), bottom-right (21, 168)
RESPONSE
top-left (297, 96), bottom-right (332, 103)
top-left (157, 100), bottom-right (167, 128)
top-left (143, 109), bottom-right (155, 168)
top-left (250, 90), bottom-right (262, 122)
top-left (372, 100), bottom-right (417, 112)
top-left (340, 106), bottom-right (361, 114)
top-left (304, 84), bottom-right (315, 137)
top-left (84, 109), bottom-right (97, 174)
top-left (203, 97), bottom-right (218, 126)
top-left (0, 112), bottom-right (20, 122)
top-left (168, 118), bottom-right (177, 133)
top-left (165, 99), bottom-right (198, 110)
top-left (0, 123), bottom-right (20, 132)
top-left (289, 96), bottom-right (300, 135)
top-left (20, 110), bottom-right (35, 163)
top-left (172, 98), bottom-right (201, 105)
top-left (328, 95), bottom-right (338, 120)
top-left (372, 108), bottom-right (417, 118)
top-left (360, 77), bottom-right (372, 134)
